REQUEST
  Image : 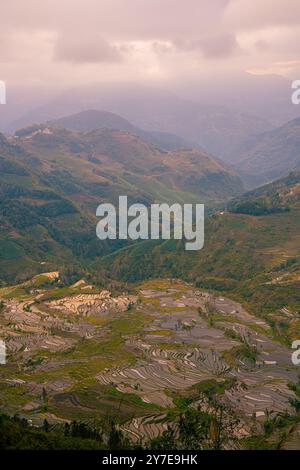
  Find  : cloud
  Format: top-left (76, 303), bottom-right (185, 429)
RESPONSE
top-left (54, 34), bottom-right (122, 63)
top-left (174, 32), bottom-right (240, 58)
top-left (0, 0), bottom-right (299, 92)
top-left (201, 33), bottom-right (240, 58)
top-left (224, 0), bottom-right (300, 30)
top-left (0, 0), bottom-right (230, 40)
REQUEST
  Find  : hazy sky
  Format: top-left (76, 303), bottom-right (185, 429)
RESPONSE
top-left (1, 0), bottom-right (300, 91)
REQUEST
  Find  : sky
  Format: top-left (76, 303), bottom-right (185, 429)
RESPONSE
top-left (1, 0), bottom-right (300, 91)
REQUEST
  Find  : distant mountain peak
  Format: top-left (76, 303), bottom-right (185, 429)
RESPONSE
top-left (46, 109), bottom-right (192, 152)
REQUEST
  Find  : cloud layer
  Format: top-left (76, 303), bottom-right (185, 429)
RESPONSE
top-left (0, 0), bottom-right (299, 89)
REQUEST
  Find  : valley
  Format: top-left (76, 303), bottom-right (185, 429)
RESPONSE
top-left (0, 112), bottom-right (300, 450)
top-left (1, 0), bottom-right (300, 454)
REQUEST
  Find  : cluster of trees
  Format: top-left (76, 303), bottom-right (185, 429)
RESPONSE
top-left (0, 415), bottom-right (129, 450)
top-left (228, 199), bottom-right (289, 216)
top-left (0, 414), bottom-right (104, 450)
top-left (0, 403), bottom-right (238, 451)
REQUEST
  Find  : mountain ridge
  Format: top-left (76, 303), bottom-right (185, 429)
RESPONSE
top-left (236, 115), bottom-right (300, 186)
top-left (48, 109), bottom-right (192, 151)
top-left (0, 126), bottom-right (244, 283)
top-left (6, 85), bottom-right (274, 164)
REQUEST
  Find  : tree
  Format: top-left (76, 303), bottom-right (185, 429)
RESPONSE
top-left (43, 419), bottom-right (50, 433)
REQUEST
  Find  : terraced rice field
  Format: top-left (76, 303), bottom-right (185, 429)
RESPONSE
top-left (0, 277), bottom-right (298, 443)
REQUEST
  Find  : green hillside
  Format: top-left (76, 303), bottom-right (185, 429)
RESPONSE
top-left (229, 171), bottom-right (300, 215)
top-left (0, 127), bottom-right (243, 283)
top-left (0, 135), bottom-right (112, 284)
top-left (16, 125), bottom-right (243, 204)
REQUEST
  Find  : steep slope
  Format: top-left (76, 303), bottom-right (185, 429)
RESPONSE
top-left (0, 127), bottom-right (243, 283)
top-left (0, 133), bottom-right (114, 284)
top-left (15, 125), bottom-right (244, 204)
top-left (237, 116), bottom-right (300, 185)
top-left (49, 109), bottom-right (191, 151)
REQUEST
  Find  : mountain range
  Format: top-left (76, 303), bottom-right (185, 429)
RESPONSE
top-left (48, 109), bottom-right (300, 190)
top-left (1, 106), bottom-right (300, 449)
top-left (0, 122), bottom-right (243, 283)
top-left (5, 85), bottom-right (273, 164)
top-left (2, 105), bottom-right (300, 293)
